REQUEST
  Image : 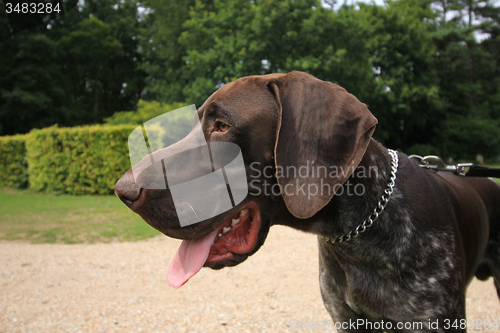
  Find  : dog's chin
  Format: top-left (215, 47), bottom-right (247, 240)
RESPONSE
top-left (205, 253), bottom-right (250, 270)
top-left (133, 193), bottom-right (270, 272)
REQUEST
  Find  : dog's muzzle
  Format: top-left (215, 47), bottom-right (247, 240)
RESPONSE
top-left (115, 105), bottom-right (248, 227)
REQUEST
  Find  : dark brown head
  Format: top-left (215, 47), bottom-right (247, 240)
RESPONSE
top-left (114, 71), bottom-right (377, 286)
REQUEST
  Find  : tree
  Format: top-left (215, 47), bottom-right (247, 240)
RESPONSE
top-left (138, 0), bottom-right (200, 104)
top-left (140, 0), bottom-right (446, 152)
top-left (0, 0), bottom-right (147, 135)
top-left (0, 33), bottom-right (70, 135)
top-left (355, 1), bottom-right (442, 151)
top-left (176, 0), bottom-right (324, 105)
top-left (431, 0), bottom-right (500, 159)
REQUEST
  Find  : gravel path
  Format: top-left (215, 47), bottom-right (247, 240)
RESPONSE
top-left (1, 226), bottom-right (499, 332)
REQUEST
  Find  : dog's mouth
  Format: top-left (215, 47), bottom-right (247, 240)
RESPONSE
top-left (167, 201), bottom-right (261, 288)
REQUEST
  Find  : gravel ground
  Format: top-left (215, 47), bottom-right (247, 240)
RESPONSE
top-left (1, 226), bottom-right (499, 333)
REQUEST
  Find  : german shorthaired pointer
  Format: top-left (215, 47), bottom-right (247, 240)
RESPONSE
top-left (115, 71), bottom-right (500, 332)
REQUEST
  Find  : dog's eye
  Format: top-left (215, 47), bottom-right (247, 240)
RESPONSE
top-left (218, 122), bottom-right (229, 132)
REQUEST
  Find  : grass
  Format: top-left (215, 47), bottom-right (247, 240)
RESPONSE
top-left (0, 188), bottom-right (160, 244)
top-left (1, 163), bottom-right (499, 244)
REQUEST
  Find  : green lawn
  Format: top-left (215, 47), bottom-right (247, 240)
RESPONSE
top-left (1, 164), bottom-right (498, 244)
top-left (0, 188), bottom-right (160, 244)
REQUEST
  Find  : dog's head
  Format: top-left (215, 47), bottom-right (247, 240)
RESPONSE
top-left (114, 71), bottom-right (377, 287)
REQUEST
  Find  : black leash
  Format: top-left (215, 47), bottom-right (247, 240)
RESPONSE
top-left (463, 165), bottom-right (500, 178)
top-left (409, 155), bottom-right (500, 178)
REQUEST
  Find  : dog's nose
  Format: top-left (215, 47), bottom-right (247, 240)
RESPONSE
top-left (114, 171), bottom-right (142, 208)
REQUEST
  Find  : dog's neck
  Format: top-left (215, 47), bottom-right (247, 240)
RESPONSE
top-left (330, 140), bottom-right (393, 236)
top-left (272, 140), bottom-right (393, 241)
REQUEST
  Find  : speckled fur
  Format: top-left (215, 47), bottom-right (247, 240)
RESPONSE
top-left (314, 141), bottom-right (500, 332)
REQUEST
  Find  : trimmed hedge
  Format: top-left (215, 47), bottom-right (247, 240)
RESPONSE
top-left (25, 125), bottom-right (136, 195)
top-left (0, 134), bottom-right (28, 188)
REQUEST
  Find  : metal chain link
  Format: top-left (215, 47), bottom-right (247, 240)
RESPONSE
top-left (408, 154), bottom-right (472, 176)
top-left (323, 149), bottom-right (399, 244)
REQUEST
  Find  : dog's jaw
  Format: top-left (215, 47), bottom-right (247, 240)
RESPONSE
top-left (205, 201), bottom-right (262, 266)
top-left (166, 201), bottom-right (266, 288)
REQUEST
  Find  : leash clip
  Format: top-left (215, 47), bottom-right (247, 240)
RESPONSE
top-left (409, 155), bottom-right (473, 176)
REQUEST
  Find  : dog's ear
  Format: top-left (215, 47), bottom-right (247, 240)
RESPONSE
top-left (267, 71), bottom-right (377, 219)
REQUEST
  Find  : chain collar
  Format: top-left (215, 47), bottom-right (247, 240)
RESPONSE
top-left (322, 149), bottom-right (399, 244)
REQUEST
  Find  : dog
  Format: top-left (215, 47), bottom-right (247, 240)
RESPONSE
top-left (115, 71), bottom-right (500, 332)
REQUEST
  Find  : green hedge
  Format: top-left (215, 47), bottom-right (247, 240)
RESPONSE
top-left (25, 125), bottom-right (136, 195)
top-left (105, 100), bottom-right (188, 125)
top-left (0, 134), bottom-right (28, 188)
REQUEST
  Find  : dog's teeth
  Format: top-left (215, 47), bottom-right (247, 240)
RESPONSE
top-left (222, 227), bottom-right (231, 234)
top-left (239, 209), bottom-right (249, 217)
top-left (231, 218), bottom-right (240, 226)
top-left (218, 233), bottom-right (222, 237)
top-left (211, 242), bottom-right (215, 245)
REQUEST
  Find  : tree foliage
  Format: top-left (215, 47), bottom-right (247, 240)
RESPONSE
top-left (141, 0), bottom-right (500, 159)
top-left (104, 100), bottom-right (188, 125)
top-left (144, 0), bottom-right (444, 152)
top-left (0, 0), bottom-right (146, 135)
top-left (429, 0), bottom-right (500, 158)
top-left (1, 0), bottom-right (499, 160)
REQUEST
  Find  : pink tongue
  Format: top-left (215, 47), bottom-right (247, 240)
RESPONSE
top-left (167, 228), bottom-right (219, 288)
